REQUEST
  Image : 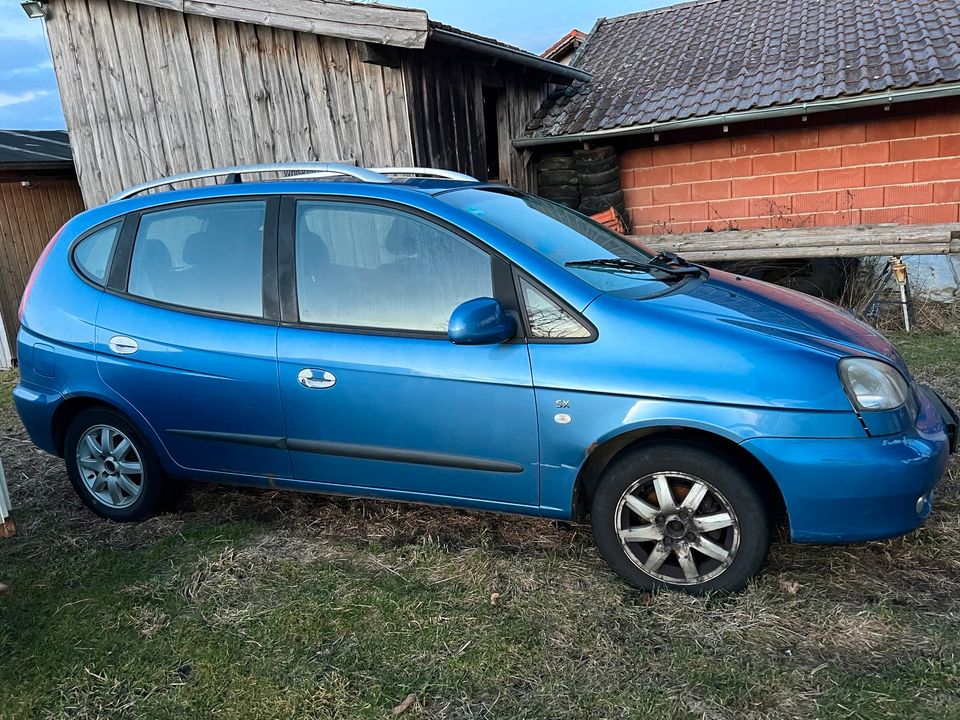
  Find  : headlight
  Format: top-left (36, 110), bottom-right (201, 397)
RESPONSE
top-left (838, 357), bottom-right (909, 411)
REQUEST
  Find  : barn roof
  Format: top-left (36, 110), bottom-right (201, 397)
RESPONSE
top-left (110, 0), bottom-right (588, 83)
top-left (0, 130), bottom-right (73, 170)
top-left (522, 0), bottom-right (960, 143)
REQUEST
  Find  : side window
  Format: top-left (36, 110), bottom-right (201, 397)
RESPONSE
top-left (73, 223), bottom-right (120, 285)
top-left (128, 200), bottom-right (266, 317)
top-left (521, 279), bottom-right (591, 340)
top-left (295, 201), bottom-right (493, 333)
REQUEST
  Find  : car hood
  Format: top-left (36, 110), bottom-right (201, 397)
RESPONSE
top-left (660, 268), bottom-right (910, 376)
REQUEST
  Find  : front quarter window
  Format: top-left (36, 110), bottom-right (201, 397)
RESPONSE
top-left (521, 279), bottom-right (591, 339)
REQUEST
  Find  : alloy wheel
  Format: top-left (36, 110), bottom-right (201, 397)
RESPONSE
top-left (76, 424), bottom-right (144, 509)
top-left (614, 471), bottom-right (740, 585)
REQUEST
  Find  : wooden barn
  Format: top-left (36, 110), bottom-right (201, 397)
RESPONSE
top-left (34, 0), bottom-right (588, 207)
top-left (0, 130), bottom-right (84, 367)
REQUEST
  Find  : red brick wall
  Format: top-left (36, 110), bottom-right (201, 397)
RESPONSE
top-left (620, 105), bottom-right (960, 235)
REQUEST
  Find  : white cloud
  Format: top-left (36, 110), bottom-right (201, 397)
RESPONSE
top-left (0, 90), bottom-right (50, 108)
top-left (5, 60), bottom-right (53, 76)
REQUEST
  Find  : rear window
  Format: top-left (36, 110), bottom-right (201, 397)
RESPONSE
top-left (73, 223), bottom-right (120, 285)
top-left (127, 201), bottom-right (265, 317)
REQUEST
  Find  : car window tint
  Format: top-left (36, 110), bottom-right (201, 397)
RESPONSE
top-left (521, 280), bottom-right (591, 339)
top-left (128, 201), bottom-right (265, 317)
top-left (296, 201), bottom-right (493, 332)
top-left (73, 223), bottom-right (120, 285)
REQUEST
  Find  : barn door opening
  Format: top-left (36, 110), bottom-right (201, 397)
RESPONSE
top-left (482, 85), bottom-right (502, 181)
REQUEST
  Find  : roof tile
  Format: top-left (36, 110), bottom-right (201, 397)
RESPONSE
top-left (527, 0), bottom-right (960, 138)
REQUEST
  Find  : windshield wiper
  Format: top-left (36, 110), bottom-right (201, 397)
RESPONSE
top-left (564, 257), bottom-right (700, 278)
top-left (649, 250), bottom-right (691, 268)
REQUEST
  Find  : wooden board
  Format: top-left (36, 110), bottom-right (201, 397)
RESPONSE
top-left (45, 0), bottom-right (420, 204)
top-left (124, 0), bottom-right (429, 48)
top-left (636, 224), bottom-right (960, 261)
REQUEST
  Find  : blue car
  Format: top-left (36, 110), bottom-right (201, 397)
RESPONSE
top-left (13, 163), bottom-right (958, 593)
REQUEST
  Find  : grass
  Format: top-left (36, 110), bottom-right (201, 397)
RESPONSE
top-left (0, 369), bottom-right (14, 409)
top-left (1, 335), bottom-right (959, 719)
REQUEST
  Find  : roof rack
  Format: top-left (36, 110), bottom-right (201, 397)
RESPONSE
top-left (108, 162), bottom-right (392, 202)
top-left (371, 167), bottom-right (478, 181)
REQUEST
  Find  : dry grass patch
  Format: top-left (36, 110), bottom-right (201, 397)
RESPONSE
top-left (2, 335), bottom-right (960, 718)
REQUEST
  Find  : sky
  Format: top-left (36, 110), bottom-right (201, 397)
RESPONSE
top-left (0, 0), bottom-right (669, 130)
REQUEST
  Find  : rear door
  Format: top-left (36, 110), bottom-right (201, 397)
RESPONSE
top-left (275, 197), bottom-right (540, 508)
top-left (96, 197), bottom-right (290, 479)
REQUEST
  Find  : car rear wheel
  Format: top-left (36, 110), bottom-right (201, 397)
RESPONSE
top-left (65, 408), bottom-right (167, 521)
top-left (591, 442), bottom-right (771, 594)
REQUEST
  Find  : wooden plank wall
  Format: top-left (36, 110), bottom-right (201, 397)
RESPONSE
top-left (402, 53), bottom-right (486, 180)
top-left (0, 179), bottom-right (85, 359)
top-left (46, 0), bottom-right (416, 206)
top-left (498, 73), bottom-right (548, 193)
top-left (403, 52), bottom-right (546, 191)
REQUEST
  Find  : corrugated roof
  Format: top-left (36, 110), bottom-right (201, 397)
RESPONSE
top-left (0, 130), bottom-right (73, 168)
top-left (526, 0), bottom-right (960, 139)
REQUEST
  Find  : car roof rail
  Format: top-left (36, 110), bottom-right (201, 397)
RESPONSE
top-left (371, 167), bottom-right (478, 182)
top-left (108, 162), bottom-right (393, 202)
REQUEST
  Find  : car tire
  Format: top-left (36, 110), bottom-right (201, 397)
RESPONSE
top-left (590, 441), bottom-right (771, 594)
top-left (538, 155), bottom-right (576, 171)
top-left (574, 146), bottom-right (616, 163)
top-left (65, 407), bottom-right (168, 522)
top-left (575, 157), bottom-right (619, 174)
top-left (579, 179), bottom-right (622, 197)
top-left (538, 169), bottom-right (579, 185)
top-left (579, 168), bottom-right (621, 187)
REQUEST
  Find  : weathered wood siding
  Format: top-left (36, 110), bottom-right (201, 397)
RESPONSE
top-left (126, 0), bottom-right (429, 48)
top-left (497, 74), bottom-right (548, 192)
top-left (46, 0), bottom-right (416, 206)
top-left (403, 52), bottom-right (546, 191)
top-left (0, 179), bottom-right (85, 359)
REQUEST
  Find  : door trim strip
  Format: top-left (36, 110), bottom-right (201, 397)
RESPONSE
top-left (167, 429), bottom-right (525, 473)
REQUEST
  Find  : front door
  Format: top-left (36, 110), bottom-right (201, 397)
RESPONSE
top-left (97, 198), bottom-right (290, 479)
top-left (276, 198), bottom-right (539, 508)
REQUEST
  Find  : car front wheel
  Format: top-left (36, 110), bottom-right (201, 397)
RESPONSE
top-left (65, 408), bottom-right (167, 522)
top-left (591, 442), bottom-right (771, 594)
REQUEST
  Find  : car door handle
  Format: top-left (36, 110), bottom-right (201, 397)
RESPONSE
top-left (297, 368), bottom-right (336, 389)
top-left (108, 335), bottom-right (139, 355)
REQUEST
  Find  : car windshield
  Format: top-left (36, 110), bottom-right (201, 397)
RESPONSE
top-left (439, 188), bottom-right (686, 297)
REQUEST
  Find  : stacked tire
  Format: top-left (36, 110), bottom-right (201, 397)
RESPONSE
top-left (537, 153), bottom-right (580, 209)
top-left (574, 146), bottom-right (625, 217)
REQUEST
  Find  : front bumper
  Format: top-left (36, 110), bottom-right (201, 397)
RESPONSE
top-left (742, 385), bottom-right (954, 543)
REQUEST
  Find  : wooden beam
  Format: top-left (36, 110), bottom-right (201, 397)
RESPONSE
top-left (634, 223), bottom-right (960, 261)
top-left (121, 0), bottom-right (429, 48)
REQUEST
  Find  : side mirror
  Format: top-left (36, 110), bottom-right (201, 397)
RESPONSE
top-left (448, 297), bottom-right (517, 345)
